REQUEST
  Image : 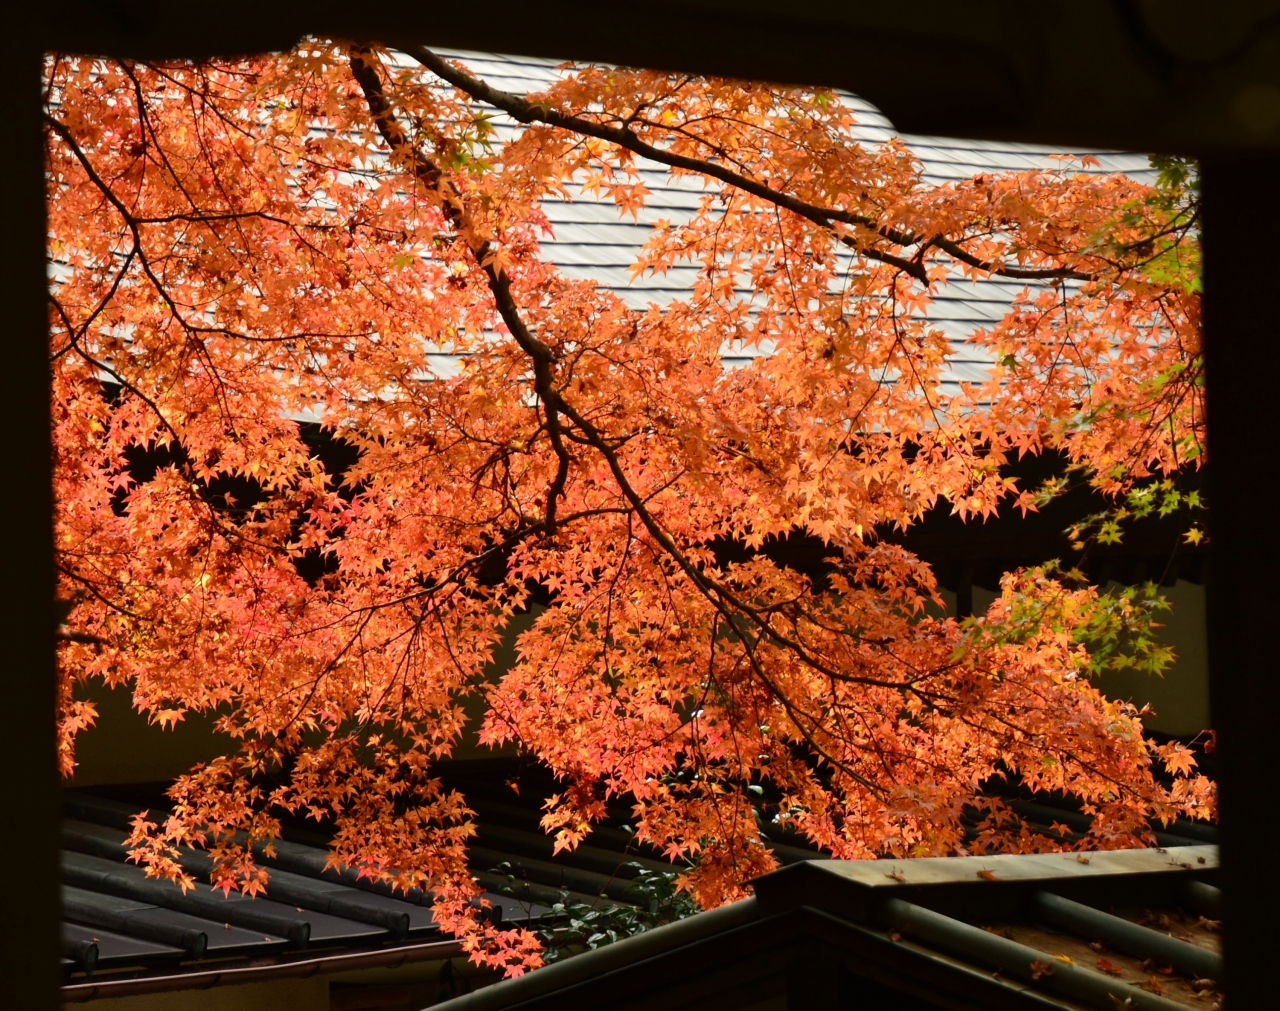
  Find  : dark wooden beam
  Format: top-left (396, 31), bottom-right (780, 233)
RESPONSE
top-left (38, 1), bottom-right (1280, 154)
top-left (1200, 154), bottom-right (1280, 1005)
top-left (0, 38), bottom-right (60, 1011)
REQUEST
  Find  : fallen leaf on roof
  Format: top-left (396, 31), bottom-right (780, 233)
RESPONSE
top-left (1054, 954), bottom-right (1074, 964)
top-left (1095, 958), bottom-right (1122, 976)
top-left (1030, 959), bottom-right (1055, 981)
top-left (976, 869), bottom-right (998, 881)
top-left (1141, 976), bottom-right (1167, 995)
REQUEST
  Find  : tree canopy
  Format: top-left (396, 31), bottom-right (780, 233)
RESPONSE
top-left (46, 44), bottom-right (1210, 972)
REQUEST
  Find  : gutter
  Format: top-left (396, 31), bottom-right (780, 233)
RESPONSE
top-left (60, 938), bottom-right (463, 1002)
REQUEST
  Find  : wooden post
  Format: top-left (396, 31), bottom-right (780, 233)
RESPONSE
top-left (0, 36), bottom-right (60, 1011)
top-left (1201, 154), bottom-right (1280, 1005)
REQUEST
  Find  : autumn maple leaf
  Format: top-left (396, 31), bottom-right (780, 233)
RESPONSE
top-left (45, 43), bottom-right (1213, 969)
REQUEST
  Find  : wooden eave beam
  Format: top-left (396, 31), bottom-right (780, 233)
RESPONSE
top-left (35, 0), bottom-right (1280, 154)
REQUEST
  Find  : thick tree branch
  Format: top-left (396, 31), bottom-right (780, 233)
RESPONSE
top-left (410, 46), bottom-right (927, 284)
top-left (348, 45), bottom-right (575, 535)
top-left (410, 47), bottom-right (1098, 285)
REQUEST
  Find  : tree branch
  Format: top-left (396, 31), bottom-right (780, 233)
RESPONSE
top-left (411, 47), bottom-right (1099, 285)
top-left (347, 45), bottom-right (575, 535)
top-left (348, 45), bottom-right (951, 796)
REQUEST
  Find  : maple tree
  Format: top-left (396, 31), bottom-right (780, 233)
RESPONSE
top-left (46, 43), bottom-right (1211, 972)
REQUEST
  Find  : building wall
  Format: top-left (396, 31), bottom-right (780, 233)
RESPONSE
top-left (67, 683), bottom-right (231, 787)
top-left (1092, 579), bottom-right (1210, 738)
top-left (966, 579), bottom-right (1210, 737)
top-left (71, 977), bottom-right (329, 1011)
top-left (927, 579), bottom-right (1210, 737)
top-left (67, 581), bottom-right (1210, 790)
top-left (67, 612), bottom-right (539, 787)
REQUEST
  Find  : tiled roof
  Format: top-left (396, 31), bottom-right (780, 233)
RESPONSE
top-left (59, 764), bottom-right (1217, 1005)
top-left (430, 846), bottom-right (1224, 1011)
top-left (57, 771), bottom-right (705, 996)
top-left (60, 793), bottom-right (450, 981)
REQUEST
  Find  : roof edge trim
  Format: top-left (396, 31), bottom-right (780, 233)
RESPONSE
top-left (60, 937), bottom-right (463, 1003)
